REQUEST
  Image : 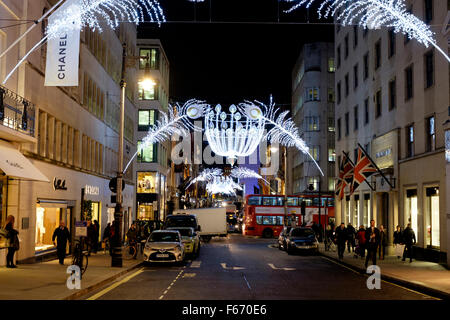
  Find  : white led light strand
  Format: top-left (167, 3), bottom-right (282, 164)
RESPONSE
top-left (206, 176), bottom-right (243, 196)
top-left (186, 168), bottom-right (222, 189)
top-left (230, 167), bottom-right (270, 186)
top-left (282, 0), bottom-right (450, 63)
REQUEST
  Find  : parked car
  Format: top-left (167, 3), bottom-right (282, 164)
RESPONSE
top-left (143, 230), bottom-right (185, 264)
top-left (285, 227), bottom-right (319, 255)
top-left (277, 226), bottom-right (292, 251)
top-left (164, 214), bottom-right (200, 232)
top-left (166, 227), bottom-right (200, 258)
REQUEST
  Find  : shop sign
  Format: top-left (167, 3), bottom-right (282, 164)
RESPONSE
top-left (75, 221), bottom-right (87, 237)
top-left (371, 130), bottom-right (397, 169)
top-left (53, 178), bottom-right (67, 190)
top-left (85, 185), bottom-right (100, 195)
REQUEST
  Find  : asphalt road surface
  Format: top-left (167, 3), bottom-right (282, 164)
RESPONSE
top-left (82, 234), bottom-right (437, 300)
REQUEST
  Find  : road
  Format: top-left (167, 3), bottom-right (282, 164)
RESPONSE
top-left (82, 234), bottom-right (436, 300)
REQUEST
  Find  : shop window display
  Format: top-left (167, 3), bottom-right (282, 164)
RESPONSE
top-left (405, 189), bottom-right (418, 238)
top-left (137, 172), bottom-right (159, 194)
top-left (35, 205), bottom-right (61, 251)
top-left (425, 187), bottom-right (439, 248)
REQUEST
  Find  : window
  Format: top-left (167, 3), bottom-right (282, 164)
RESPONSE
top-left (364, 98), bottom-right (369, 124)
top-left (425, 187), bottom-right (439, 248)
top-left (138, 80), bottom-right (158, 100)
top-left (139, 48), bottom-right (159, 70)
top-left (354, 105), bottom-right (358, 131)
top-left (328, 178), bottom-right (335, 192)
top-left (255, 215), bottom-right (283, 226)
top-left (353, 64), bottom-right (358, 89)
top-left (363, 53), bottom-right (369, 80)
top-left (138, 110), bottom-right (157, 131)
top-left (137, 172), bottom-right (159, 193)
top-left (345, 73), bottom-right (349, 96)
top-left (388, 28), bottom-right (396, 57)
top-left (405, 189), bottom-right (418, 238)
top-left (424, 50), bottom-right (434, 88)
top-left (344, 34), bottom-right (349, 59)
top-left (374, 40), bottom-right (381, 70)
top-left (426, 116), bottom-right (436, 152)
top-left (305, 87), bottom-right (320, 101)
top-left (353, 25), bottom-right (358, 48)
top-left (337, 82), bottom-right (342, 104)
top-left (307, 177), bottom-right (320, 191)
top-left (424, 0), bottom-right (433, 24)
top-left (354, 148), bottom-right (358, 163)
top-left (404, 6), bottom-right (412, 44)
top-left (328, 58), bottom-right (335, 72)
top-left (375, 90), bottom-right (382, 118)
top-left (345, 112), bottom-right (349, 136)
top-left (337, 118), bottom-right (342, 140)
top-left (327, 88), bottom-right (335, 102)
top-left (328, 148), bottom-right (336, 162)
top-left (337, 45), bottom-right (341, 68)
top-left (328, 117), bottom-right (335, 132)
top-left (389, 79), bottom-right (396, 110)
top-left (310, 146), bottom-right (320, 161)
top-left (137, 141), bottom-right (157, 163)
top-left (406, 125), bottom-right (414, 157)
top-left (305, 116), bottom-right (320, 131)
top-left (405, 65), bottom-right (414, 100)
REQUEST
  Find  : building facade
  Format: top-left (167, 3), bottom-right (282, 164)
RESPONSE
top-left (287, 42), bottom-right (336, 199)
top-left (0, 0), bottom-right (137, 265)
top-left (335, 0), bottom-right (449, 265)
top-left (135, 39), bottom-right (171, 223)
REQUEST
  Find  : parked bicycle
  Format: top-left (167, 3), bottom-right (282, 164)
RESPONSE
top-left (122, 240), bottom-right (138, 260)
top-left (72, 238), bottom-right (89, 275)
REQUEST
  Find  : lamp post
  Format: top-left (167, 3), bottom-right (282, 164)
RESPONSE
top-left (111, 43), bottom-right (154, 267)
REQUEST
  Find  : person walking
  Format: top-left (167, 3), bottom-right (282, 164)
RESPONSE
top-left (335, 223), bottom-right (347, 260)
top-left (86, 220), bottom-right (95, 255)
top-left (393, 225), bottom-right (404, 259)
top-left (365, 220), bottom-right (380, 268)
top-left (1, 215), bottom-right (19, 268)
top-left (92, 220), bottom-right (99, 253)
top-left (355, 225), bottom-right (366, 258)
top-left (402, 224), bottom-right (416, 263)
top-left (52, 221), bottom-right (71, 265)
top-left (378, 225), bottom-right (387, 260)
top-left (346, 223), bottom-right (356, 253)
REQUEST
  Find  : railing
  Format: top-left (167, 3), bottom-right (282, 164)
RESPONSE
top-left (0, 85), bottom-right (36, 138)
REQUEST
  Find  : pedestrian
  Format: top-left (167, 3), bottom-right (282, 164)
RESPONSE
top-left (103, 223), bottom-right (111, 253)
top-left (126, 223), bottom-right (138, 245)
top-left (335, 223), bottom-right (347, 260)
top-left (355, 225), bottom-right (366, 258)
top-left (378, 225), bottom-right (387, 260)
top-left (365, 219), bottom-right (380, 268)
top-left (325, 225), bottom-right (333, 250)
top-left (93, 220), bottom-right (99, 253)
top-left (52, 221), bottom-right (71, 265)
top-left (86, 220), bottom-right (95, 255)
top-left (0, 215), bottom-right (19, 268)
top-left (109, 221), bottom-right (116, 256)
top-left (402, 223), bottom-right (416, 263)
top-left (393, 225), bottom-right (404, 259)
top-left (346, 223), bottom-right (356, 253)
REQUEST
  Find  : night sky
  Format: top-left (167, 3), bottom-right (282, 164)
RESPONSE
top-left (138, 0), bottom-right (334, 108)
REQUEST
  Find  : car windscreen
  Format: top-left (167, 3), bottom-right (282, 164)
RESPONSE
top-left (173, 229), bottom-right (193, 237)
top-left (165, 216), bottom-right (197, 228)
top-left (291, 228), bottom-right (315, 238)
top-left (149, 232), bottom-right (179, 242)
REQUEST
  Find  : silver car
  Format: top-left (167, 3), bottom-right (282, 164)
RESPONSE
top-left (143, 230), bottom-right (185, 263)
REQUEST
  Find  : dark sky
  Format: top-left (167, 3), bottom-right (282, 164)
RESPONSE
top-left (138, 0), bottom-right (334, 107)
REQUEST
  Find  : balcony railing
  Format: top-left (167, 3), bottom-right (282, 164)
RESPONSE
top-left (0, 85), bottom-right (35, 138)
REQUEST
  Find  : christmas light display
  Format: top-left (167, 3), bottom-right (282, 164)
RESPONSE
top-left (230, 167), bottom-right (269, 186)
top-left (282, 0), bottom-right (450, 62)
top-left (186, 168), bottom-right (222, 189)
top-left (206, 176), bottom-right (243, 196)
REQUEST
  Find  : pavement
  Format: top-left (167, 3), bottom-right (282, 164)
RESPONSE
top-left (318, 242), bottom-right (450, 300)
top-left (0, 249), bottom-right (142, 300)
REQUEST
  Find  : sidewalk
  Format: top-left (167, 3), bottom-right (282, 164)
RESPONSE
top-left (319, 243), bottom-right (450, 299)
top-left (0, 251), bottom-right (142, 300)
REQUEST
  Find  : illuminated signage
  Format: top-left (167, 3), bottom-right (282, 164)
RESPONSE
top-left (85, 185), bottom-right (100, 195)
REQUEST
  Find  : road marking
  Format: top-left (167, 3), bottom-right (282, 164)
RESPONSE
top-left (243, 274), bottom-right (252, 290)
top-left (86, 268), bottom-right (144, 300)
top-left (159, 268), bottom-right (185, 300)
top-left (268, 263), bottom-right (295, 271)
top-left (190, 261), bottom-right (202, 268)
top-left (182, 273), bottom-right (196, 278)
top-left (321, 256), bottom-right (440, 300)
top-left (221, 263), bottom-right (245, 270)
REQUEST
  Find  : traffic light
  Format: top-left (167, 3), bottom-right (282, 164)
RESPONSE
top-left (301, 201), bottom-right (306, 216)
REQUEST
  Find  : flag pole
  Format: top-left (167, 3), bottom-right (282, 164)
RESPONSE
top-left (357, 143), bottom-right (394, 189)
top-left (342, 151), bottom-right (375, 191)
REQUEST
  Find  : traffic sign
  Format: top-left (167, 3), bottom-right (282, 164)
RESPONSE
top-left (109, 177), bottom-right (125, 193)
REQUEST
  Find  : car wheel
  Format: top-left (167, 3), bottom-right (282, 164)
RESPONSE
top-left (287, 244), bottom-right (294, 255)
top-left (262, 228), bottom-right (273, 238)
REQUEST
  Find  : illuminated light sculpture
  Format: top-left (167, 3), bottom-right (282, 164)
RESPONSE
top-left (204, 104), bottom-right (265, 163)
top-left (186, 168), bottom-right (222, 189)
top-left (206, 176), bottom-right (243, 196)
top-left (240, 97), bottom-right (324, 176)
top-left (123, 100), bottom-right (207, 173)
top-left (2, 0), bottom-right (166, 84)
top-left (281, 0), bottom-right (450, 63)
top-left (230, 167), bottom-right (270, 186)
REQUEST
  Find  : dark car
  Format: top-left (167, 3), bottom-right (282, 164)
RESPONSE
top-left (164, 214), bottom-right (201, 232)
top-left (285, 227), bottom-right (319, 255)
top-left (277, 226), bottom-right (292, 251)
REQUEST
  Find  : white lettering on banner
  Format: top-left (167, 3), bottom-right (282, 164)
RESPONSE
top-left (44, 0), bottom-right (80, 87)
top-left (85, 185), bottom-right (100, 195)
top-left (5, 160), bottom-right (24, 170)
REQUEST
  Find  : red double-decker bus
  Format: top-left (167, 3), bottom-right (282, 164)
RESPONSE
top-left (242, 194), bottom-right (335, 238)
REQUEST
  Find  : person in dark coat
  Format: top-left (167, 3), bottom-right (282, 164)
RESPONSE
top-left (52, 221), bottom-right (71, 265)
top-left (2, 215), bottom-right (19, 268)
top-left (92, 220), bottom-right (99, 253)
top-left (378, 225), bottom-right (387, 260)
top-left (355, 225), bottom-right (366, 258)
top-left (335, 223), bottom-right (347, 260)
top-left (393, 225), bottom-right (403, 259)
top-left (346, 223), bottom-right (356, 253)
top-left (402, 224), bottom-right (416, 262)
top-left (86, 220), bottom-right (95, 255)
top-left (365, 220), bottom-right (380, 268)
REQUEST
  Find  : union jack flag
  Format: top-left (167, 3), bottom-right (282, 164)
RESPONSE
top-left (350, 146), bottom-right (378, 194)
top-left (335, 154), bottom-right (354, 200)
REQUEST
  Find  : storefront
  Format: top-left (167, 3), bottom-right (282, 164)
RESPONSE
top-left (137, 171), bottom-right (161, 221)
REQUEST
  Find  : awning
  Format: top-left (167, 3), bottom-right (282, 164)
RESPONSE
top-left (0, 140), bottom-right (49, 182)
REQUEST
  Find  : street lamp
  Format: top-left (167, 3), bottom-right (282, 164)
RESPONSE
top-left (111, 43), bottom-right (154, 267)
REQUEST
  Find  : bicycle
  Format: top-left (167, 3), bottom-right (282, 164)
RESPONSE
top-left (122, 240), bottom-right (138, 260)
top-left (72, 239), bottom-right (89, 276)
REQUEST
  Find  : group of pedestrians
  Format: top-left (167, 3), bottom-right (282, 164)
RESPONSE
top-left (330, 220), bottom-right (416, 267)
